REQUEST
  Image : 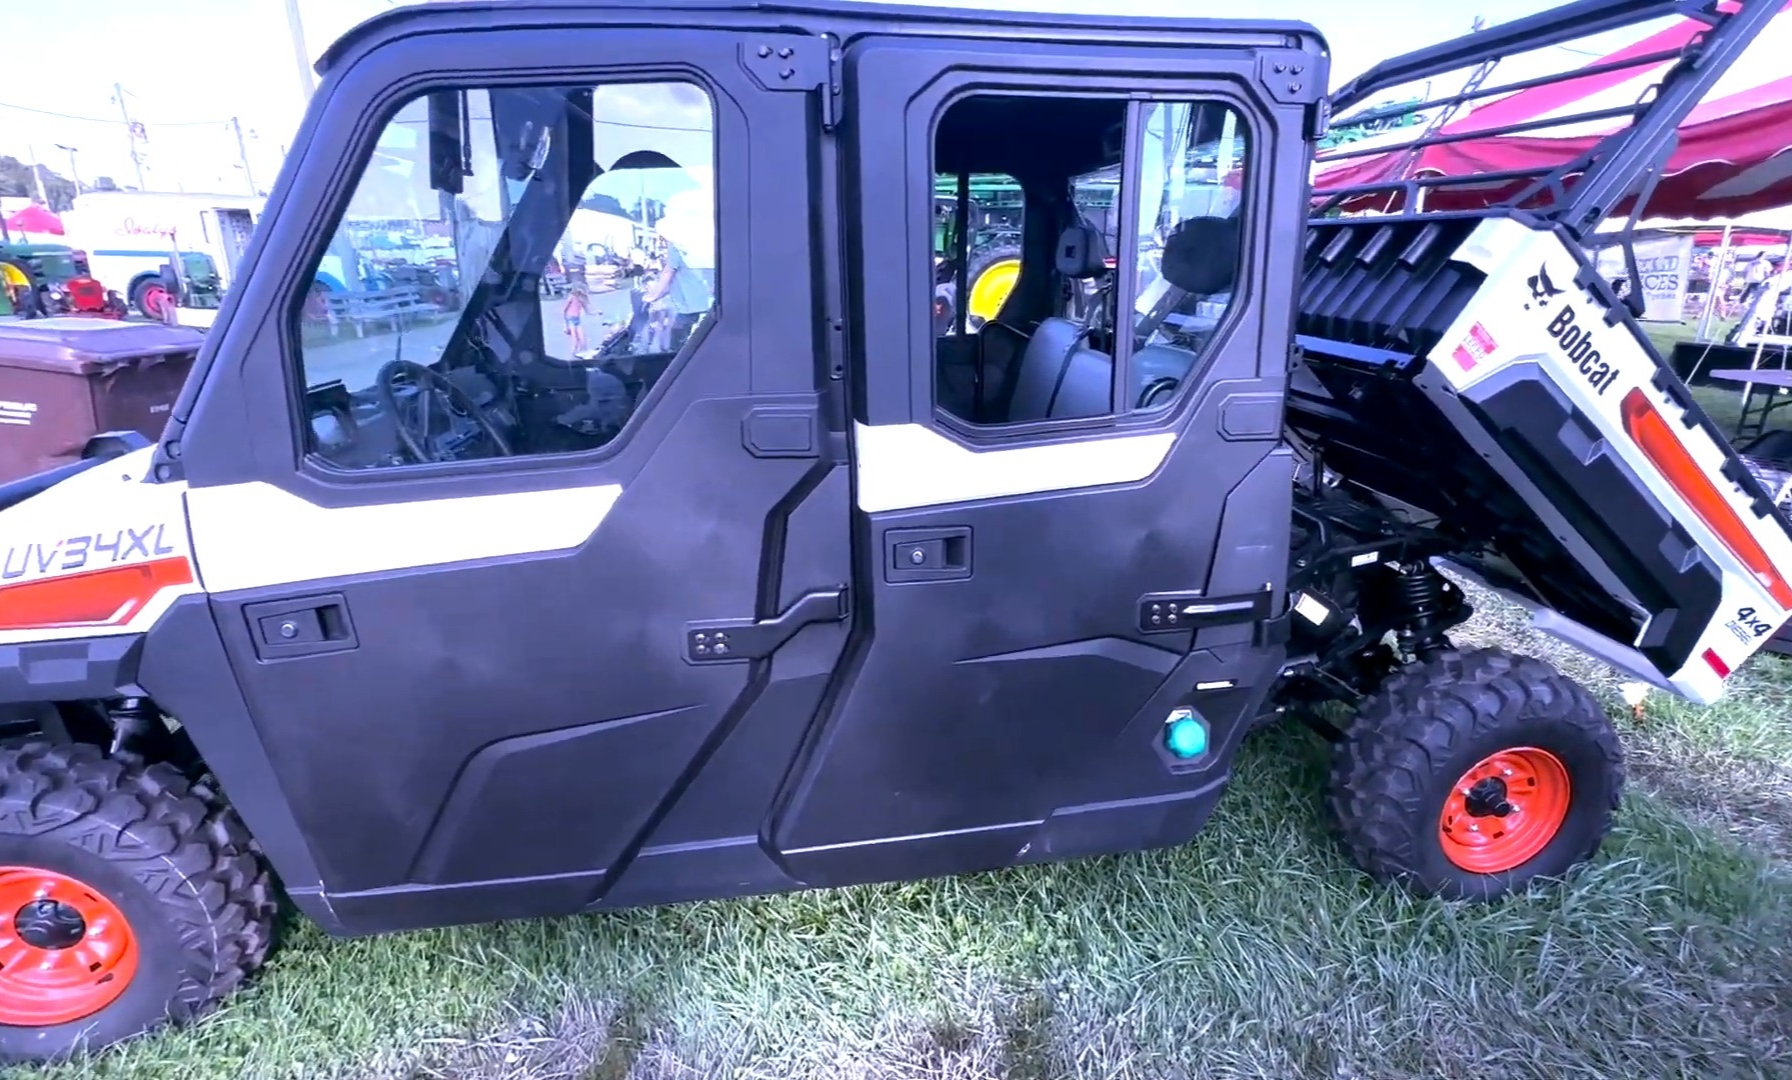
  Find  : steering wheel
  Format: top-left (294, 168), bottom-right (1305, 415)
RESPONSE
top-left (375, 359), bottom-right (514, 464)
top-left (1137, 376), bottom-right (1179, 410)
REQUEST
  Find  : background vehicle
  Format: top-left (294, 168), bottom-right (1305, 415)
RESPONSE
top-left (0, 0), bottom-right (1784, 1064)
top-left (57, 191), bottom-right (260, 319)
top-left (0, 243), bottom-right (127, 320)
top-left (932, 173), bottom-right (1118, 331)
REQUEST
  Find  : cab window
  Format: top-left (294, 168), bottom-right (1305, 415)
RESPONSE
top-left (928, 94), bottom-right (1247, 426)
top-left (294, 80), bottom-right (717, 471)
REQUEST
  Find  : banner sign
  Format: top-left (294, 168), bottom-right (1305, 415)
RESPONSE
top-left (1593, 235), bottom-right (1694, 322)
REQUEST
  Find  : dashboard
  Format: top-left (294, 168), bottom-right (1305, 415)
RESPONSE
top-left (303, 347), bottom-right (677, 471)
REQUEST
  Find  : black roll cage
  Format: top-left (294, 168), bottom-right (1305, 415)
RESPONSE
top-left (1316, 0), bottom-right (1781, 244)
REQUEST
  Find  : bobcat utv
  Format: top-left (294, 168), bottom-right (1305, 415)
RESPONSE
top-left (0, 0), bottom-right (1786, 1061)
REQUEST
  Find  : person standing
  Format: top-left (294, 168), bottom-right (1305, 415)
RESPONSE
top-left (563, 276), bottom-right (593, 356)
top-left (1740, 252), bottom-right (1773, 310)
top-left (640, 238), bottom-right (711, 352)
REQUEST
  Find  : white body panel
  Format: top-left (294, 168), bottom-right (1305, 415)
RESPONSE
top-left (853, 422), bottom-right (1174, 513)
top-left (0, 448), bottom-right (198, 646)
top-left (184, 481), bottom-right (623, 594)
top-left (1431, 218), bottom-right (1792, 704)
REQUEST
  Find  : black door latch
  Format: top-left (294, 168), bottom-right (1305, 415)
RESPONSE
top-left (685, 586), bottom-right (849, 663)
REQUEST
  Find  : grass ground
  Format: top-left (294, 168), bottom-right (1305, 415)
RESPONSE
top-left (16, 322), bottom-right (1792, 1079)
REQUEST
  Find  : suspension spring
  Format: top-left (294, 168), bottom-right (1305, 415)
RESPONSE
top-left (1387, 562), bottom-right (1462, 661)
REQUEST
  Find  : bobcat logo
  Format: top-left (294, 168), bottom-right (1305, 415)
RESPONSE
top-left (1525, 264), bottom-right (1565, 310)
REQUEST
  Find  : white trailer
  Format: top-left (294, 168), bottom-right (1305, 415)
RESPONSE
top-left (57, 192), bottom-right (263, 318)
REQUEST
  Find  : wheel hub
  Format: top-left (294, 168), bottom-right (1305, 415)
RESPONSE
top-left (1437, 747), bottom-right (1573, 874)
top-left (14, 898), bottom-right (85, 950)
top-left (0, 866), bottom-right (138, 1026)
top-left (1462, 776), bottom-right (1516, 818)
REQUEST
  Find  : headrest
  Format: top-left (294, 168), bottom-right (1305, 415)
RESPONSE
top-left (1160, 215), bottom-right (1240, 296)
top-left (1055, 224), bottom-right (1108, 279)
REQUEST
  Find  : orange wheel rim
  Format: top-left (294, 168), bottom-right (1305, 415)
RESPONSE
top-left (0, 867), bottom-right (138, 1026)
top-left (1437, 747), bottom-right (1572, 874)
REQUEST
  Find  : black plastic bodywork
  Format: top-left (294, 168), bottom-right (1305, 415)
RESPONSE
top-left (78, 1), bottom-right (1323, 935)
top-left (0, 431), bottom-right (151, 515)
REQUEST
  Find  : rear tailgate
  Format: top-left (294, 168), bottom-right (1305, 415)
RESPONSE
top-left (1291, 214), bottom-right (1792, 704)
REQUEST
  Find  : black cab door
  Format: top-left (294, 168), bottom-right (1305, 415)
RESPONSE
top-left (771, 25), bottom-right (1326, 884)
top-left (175, 13), bottom-right (852, 929)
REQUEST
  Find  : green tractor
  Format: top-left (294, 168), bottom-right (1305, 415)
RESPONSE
top-left (933, 173), bottom-right (1116, 332)
top-left (0, 242), bottom-right (127, 319)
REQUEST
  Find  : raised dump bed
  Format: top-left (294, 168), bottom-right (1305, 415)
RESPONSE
top-left (1290, 211), bottom-right (1792, 702)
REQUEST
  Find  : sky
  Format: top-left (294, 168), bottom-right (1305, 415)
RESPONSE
top-left (0, 0), bottom-right (1621, 197)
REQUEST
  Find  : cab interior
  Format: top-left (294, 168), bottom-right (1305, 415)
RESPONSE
top-left (931, 93), bottom-right (1244, 428)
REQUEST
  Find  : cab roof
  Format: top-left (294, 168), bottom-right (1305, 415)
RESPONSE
top-left (320, 0), bottom-right (1326, 73)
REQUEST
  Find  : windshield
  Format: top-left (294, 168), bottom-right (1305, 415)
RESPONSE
top-left (22, 251), bottom-right (79, 281)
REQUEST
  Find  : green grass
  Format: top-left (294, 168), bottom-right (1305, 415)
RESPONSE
top-left (16, 586), bottom-right (1792, 1080)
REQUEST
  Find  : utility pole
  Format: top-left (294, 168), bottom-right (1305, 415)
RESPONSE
top-left (114, 83), bottom-right (147, 191)
top-left (284, 0), bottom-right (318, 100)
top-left (230, 118), bottom-right (258, 195)
top-left (53, 144), bottom-right (81, 199)
top-left (23, 145), bottom-right (47, 204)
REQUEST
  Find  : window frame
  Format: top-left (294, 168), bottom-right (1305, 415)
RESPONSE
top-left (284, 68), bottom-right (725, 484)
top-left (922, 85), bottom-right (1263, 444)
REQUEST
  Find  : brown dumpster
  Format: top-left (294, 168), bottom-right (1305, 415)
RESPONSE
top-left (0, 317), bottom-right (203, 484)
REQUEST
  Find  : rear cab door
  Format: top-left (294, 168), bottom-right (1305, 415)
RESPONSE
top-left (768, 16), bottom-right (1327, 884)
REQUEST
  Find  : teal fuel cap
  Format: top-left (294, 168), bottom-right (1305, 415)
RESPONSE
top-left (1164, 707), bottom-right (1209, 759)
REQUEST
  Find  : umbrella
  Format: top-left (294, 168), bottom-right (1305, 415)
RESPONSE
top-left (4, 204), bottom-right (64, 236)
top-left (1314, 3), bottom-right (1792, 218)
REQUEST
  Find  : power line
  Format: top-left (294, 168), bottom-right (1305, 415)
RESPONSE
top-left (0, 99), bottom-right (233, 128)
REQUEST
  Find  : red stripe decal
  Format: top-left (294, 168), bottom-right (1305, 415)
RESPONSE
top-left (0, 557), bottom-right (193, 632)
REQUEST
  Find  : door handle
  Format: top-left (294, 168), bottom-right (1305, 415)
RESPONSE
top-left (244, 593), bottom-right (359, 660)
top-left (885, 526), bottom-right (972, 582)
top-left (685, 586), bottom-right (849, 663)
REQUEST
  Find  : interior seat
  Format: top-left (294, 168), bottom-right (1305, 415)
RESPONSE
top-left (1124, 214), bottom-right (1243, 408)
top-left (1005, 224), bottom-right (1115, 421)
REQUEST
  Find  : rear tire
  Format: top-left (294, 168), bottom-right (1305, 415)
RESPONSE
top-left (0, 743), bottom-right (276, 1063)
top-left (1327, 648), bottom-right (1623, 902)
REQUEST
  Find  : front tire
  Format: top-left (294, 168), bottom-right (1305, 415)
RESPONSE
top-left (0, 743), bottom-right (276, 1063)
top-left (130, 278), bottom-right (172, 320)
top-left (1327, 648), bottom-right (1623, 902)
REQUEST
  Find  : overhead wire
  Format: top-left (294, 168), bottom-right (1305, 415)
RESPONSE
top-left (0, 99), bottom-right (233, 128)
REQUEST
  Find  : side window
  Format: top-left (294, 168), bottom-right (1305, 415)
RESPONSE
top-left (927, 93), bottom-right (1247, 427)
top-left (1131, 101), bottom-right (1247, 412)
top-left (294, 80), bottom-right (716, 472)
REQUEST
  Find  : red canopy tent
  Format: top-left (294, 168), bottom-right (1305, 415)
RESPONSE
top-left (1314, 3), bottom-right (1792, 218)
top-left (2, 204), bottom-right (65, 236)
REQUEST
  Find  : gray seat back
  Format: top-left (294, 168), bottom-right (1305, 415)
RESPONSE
top-left (1004, 224), bottom-right (1114, 421)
